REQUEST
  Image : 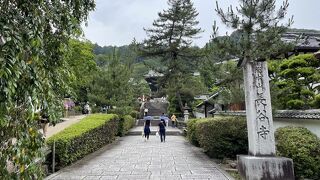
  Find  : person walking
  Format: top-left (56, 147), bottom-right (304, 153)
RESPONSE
top-left (143, 113), bottom-right (152, 141)
top-left (171, 114), bottom-right (177, 127)
top-left (158, 119), bottom-right (166, 142)
top-left (160, 113), bottom-right (169, 127)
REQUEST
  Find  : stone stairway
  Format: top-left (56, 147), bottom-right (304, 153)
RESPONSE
top-left (132, 98), bottom-right (182, 135)
top-left (144, 100), bottom-right (168, 116)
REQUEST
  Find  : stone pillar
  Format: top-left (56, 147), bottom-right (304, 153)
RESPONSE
top-left (243, 60), bottom-right (275, 155)
top-left (238, 60), bottom-right (294, 180)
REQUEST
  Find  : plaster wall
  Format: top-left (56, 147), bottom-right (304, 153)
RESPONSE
top-left (274, 118), bottom-right (320, 138)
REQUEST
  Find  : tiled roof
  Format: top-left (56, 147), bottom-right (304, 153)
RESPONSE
top-left (275, 109), bottom-right (320, 120)
top-left (215, 109), bottom-right (320, 120)
top-left (282, 32), bottom-right (320, 50)
top-left (215, 111), bottom-right (246, 116)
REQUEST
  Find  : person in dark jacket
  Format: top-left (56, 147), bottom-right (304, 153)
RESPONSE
top-left (143, 113), bottom-right (152, 141)
top-left (158, 120), bottom-right (166, 142)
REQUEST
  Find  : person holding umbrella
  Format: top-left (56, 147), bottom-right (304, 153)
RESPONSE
top-left (143, 113), bottom-right (152, 141)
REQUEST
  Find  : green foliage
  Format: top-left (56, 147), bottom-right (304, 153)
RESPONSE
top-left (88, 41), bottom-right (150, 111)
top-left (187, 117), bottom-right (248, 159)
top-left (269, 54), bottom-right (320, 109)
top-left (132, 62), bottom-right (149, 79)
top-left (47, 114), bottom-right (119, 168)
top-left (65, 39), bottom-right (97, 102)
top-left (167, 75), bottom-right (207, 114)
top-left (108, 106), bottom-right (134, 117)
top-left (275, 127), bottom-right (320, 179)
top-left (186, 119), bottom-right (202, 146)
top-left (196, 117), bottom-right (248, 159)
top-left (93, 43), bottom-right (139, 65)
top-left (286, 100), bottom-right (305, 109)
top-left (168, 95), bottom-right (182, 116)
top-left (214, 0), bottom-right (292, 61)
top-left (117, 115), bottom-right (136, 137)
top-left (141, 0), bottom-right (203, 112)
top-left (0, 0), bottom-right (94, 178)
top-left (200, 60), bottom-right (244, 105)
top-left (88, 40), bottom-right (148, 113)
top-left (88, 49), bottom-right (134, 108)
top-left (130, 110), bottom-right (140, 119)
top-left (312, 94), bottom-right (320, 108)
top-left (123, 115), bottom-right (135, 133)
top-left (131, 79), bottom-right (151, 99)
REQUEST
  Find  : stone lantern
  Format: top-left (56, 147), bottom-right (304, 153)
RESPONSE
top-left (183, 103), bottom-right (191, 122)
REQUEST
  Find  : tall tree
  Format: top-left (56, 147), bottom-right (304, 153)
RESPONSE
top-left (0, 1), bottom-right (94, 178)
top-left (214, 0), bottom-right (292, 62)
top-left (141, 0), bottom-right (202, 111)
top-left (65, 39), bottom-right (97, 102)
top-left (214, 1), bottom-right (295, 178)
top-left (88, 49), bottom-right (134, 112)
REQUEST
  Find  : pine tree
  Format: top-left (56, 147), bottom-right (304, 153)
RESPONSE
top-left (141, 0), bottom-right (202, 111)
top-left (214, 0), bottom-right (293, 63)
top-left (269, 54), bottom-right (320, 109)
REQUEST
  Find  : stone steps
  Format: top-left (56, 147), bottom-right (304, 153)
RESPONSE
top-left (144, 101), bottom-right (168, 116)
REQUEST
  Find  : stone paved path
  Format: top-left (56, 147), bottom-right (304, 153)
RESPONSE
top-left (46, 135), bottom-right (233, 180)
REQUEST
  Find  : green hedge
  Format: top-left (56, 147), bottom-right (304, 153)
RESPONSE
top-left (118, 115), bottom-right (136, 136)
top-left (47, 114), bottom-right (119, 168)
top-left (275, 127), bottom-right (320, 179)
top-left (186, 118), bottom-right (202, 146)
top-left (187, 117), bottom-right (248, 159)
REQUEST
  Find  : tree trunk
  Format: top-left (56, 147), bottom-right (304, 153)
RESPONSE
top-left (176, 91), bottom-right (184, 112)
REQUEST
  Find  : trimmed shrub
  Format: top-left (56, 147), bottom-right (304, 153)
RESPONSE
top-left (275, 127), bottom-right (320, 179)
top-left (46, 114), bottom-right (119, 168)
top-left (286, 99), bottom-right (305, 109)
top-left (118, 115), bottom-right (136, 136)
top-left (186, 119), bottom-right (201, 146)
top-left (187, 117), bottom-right (248, 159)
top-left (197, 117), bottom-right (248, 159)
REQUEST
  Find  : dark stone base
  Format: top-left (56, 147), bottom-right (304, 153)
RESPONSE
top-left (237, 155), bottom-right (294, 180)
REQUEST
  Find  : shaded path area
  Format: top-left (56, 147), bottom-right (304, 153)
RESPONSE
top-left (46, 135), bottom-right (233, 180)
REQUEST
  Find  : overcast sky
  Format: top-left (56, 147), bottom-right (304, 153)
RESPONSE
top-left (83, 0), bottom-right (320, 47)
